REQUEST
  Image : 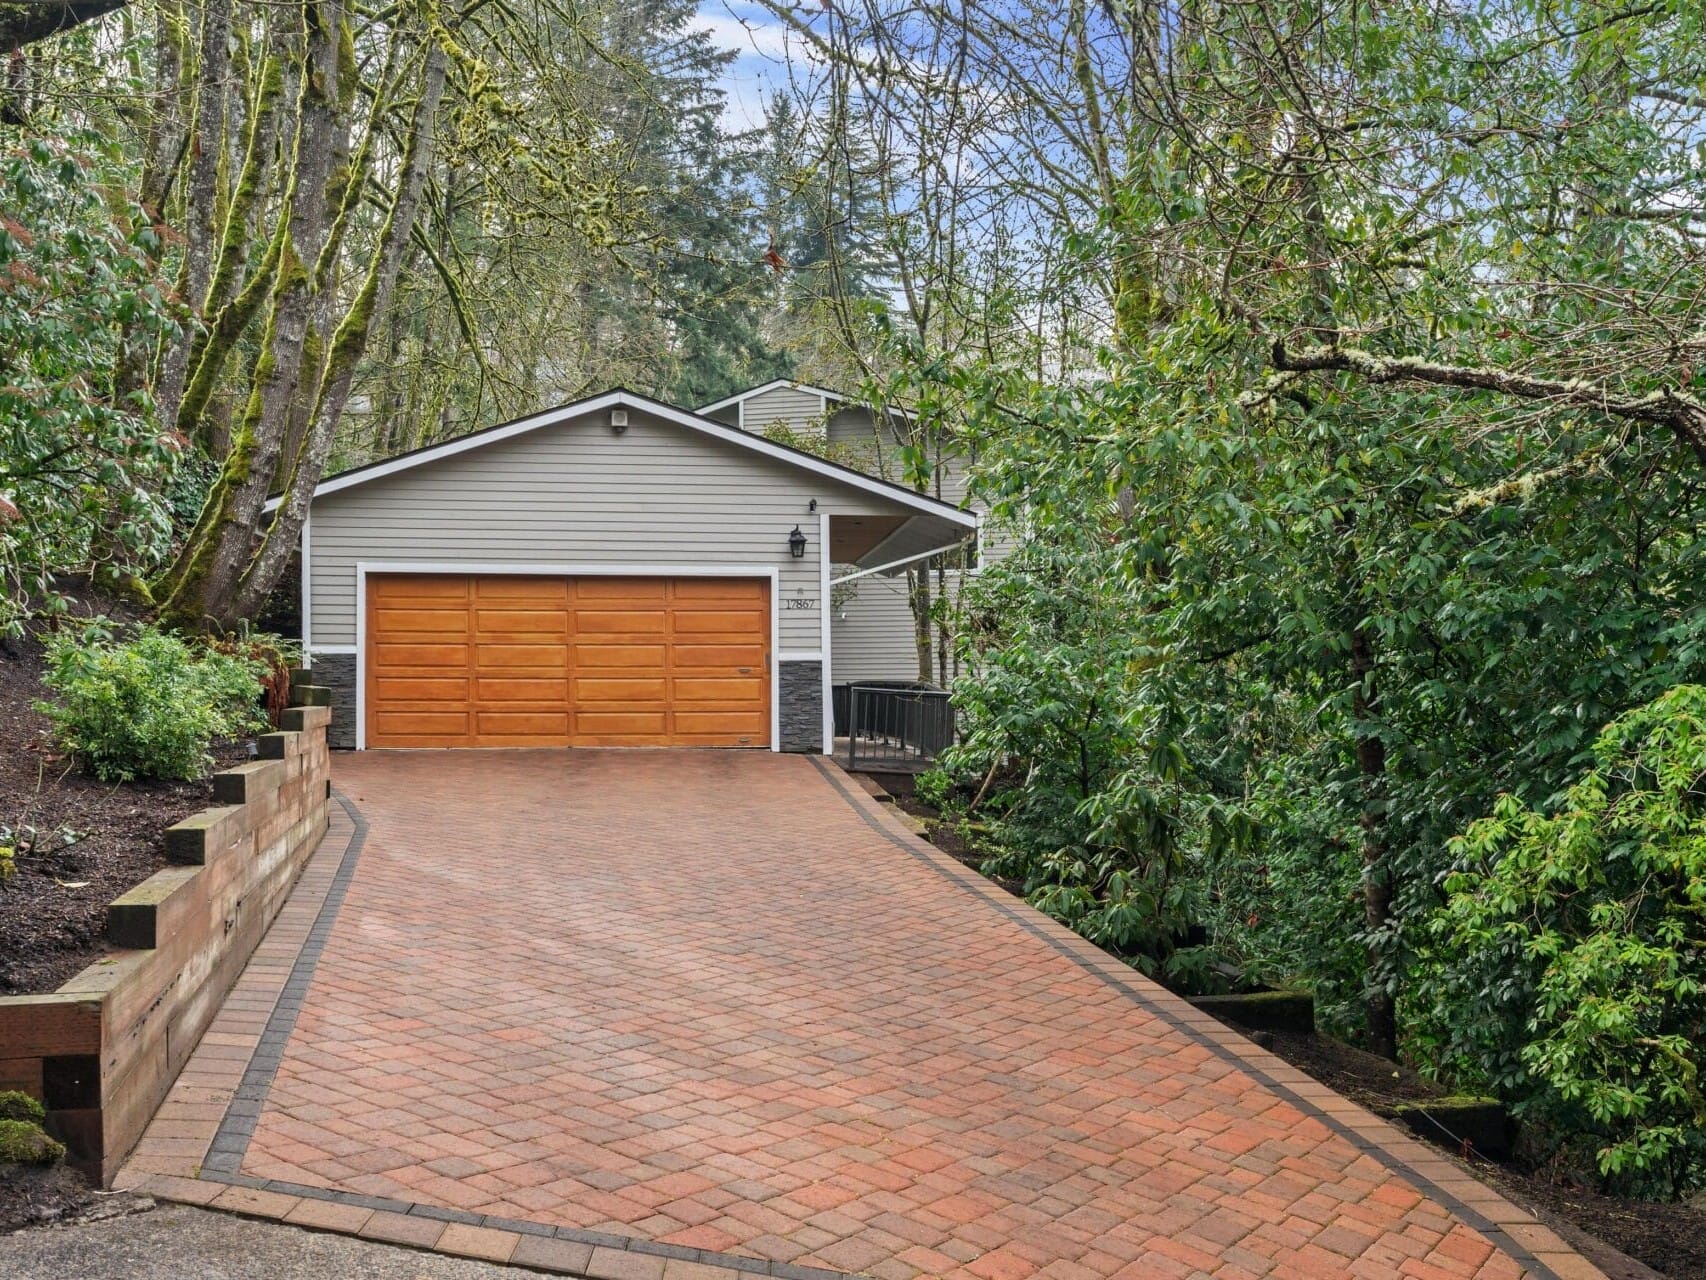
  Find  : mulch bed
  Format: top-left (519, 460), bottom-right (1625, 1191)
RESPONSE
top-left (0, 1164), bottom-right (104, 1233)
top-left (0, 631), bottom-right (247, 996)
top-left (879, 776), bottom-right (1706, 1280)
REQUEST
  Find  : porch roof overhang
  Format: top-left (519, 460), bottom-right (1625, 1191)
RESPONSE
top-left (834, 509), bottom-right (977, 575)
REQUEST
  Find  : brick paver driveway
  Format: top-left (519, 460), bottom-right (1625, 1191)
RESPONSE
top-left (147, 751), bottom-right (1599, 1279)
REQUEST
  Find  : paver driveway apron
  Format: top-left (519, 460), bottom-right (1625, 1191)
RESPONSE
top-left (166, 751), bottom-right (1597, 1279)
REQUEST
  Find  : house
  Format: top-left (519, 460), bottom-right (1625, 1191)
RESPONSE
top-left (698, 379), bottom-right (1003, 692)
top-left (287, 387), bottom-right (977, 753)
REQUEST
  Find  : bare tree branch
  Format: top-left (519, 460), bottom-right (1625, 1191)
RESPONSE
top-left (0, 1), bottom-right (125, 51)
top-left (1265, 341), bottom-right (1706, 465)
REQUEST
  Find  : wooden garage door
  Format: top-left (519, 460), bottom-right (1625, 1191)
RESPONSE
top-left (366, 575), bottom-right (770, 748)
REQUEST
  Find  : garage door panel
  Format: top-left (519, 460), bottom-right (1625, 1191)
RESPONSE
top-left (673, 676), bottom-right (769, 703)
top-left (381, 577), bottom-right (470, 602)
top-left (475, 677), bottom-right (569, 703)
top-left (576, 578), bottom-right (666, 601)
top-left (373, 710), bottom-right (470, 738)
top-left (475, 577), bottom-right (568, 602)
top-left (473, 609), bottom-right (568, 636)
top-left (371, 606), bottom-right (468, 636)
top-left (574, 711), bottom-right (670, 736)
top-left (576, 609), bottom-right (667, 635)
top-left (474, 644), bottom-right (570, 672)
top-left (476, 711), bottom-right (571, 737)
top-left (371, 676), bottom-right (468, 704)
top-left (367, 574), bottom-right (769, 748)
top-left (573, 642), bottom-right (668, 670)
top-left (575, 677), bottom-right (668, 702)
top-left (672, 609), bottom-right (766, 634)
top-left (672, 644), bottom-right (764, 671)
top-left (373, 642), bottom-right (468, 669)
top-left (672, 711), bottom-right (768, 737)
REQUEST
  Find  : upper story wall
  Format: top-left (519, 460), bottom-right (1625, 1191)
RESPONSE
top-left (703, 384), bottom-right (1014, 563)
top-left (825, 404), bottom-right (1021, 564)
top-left (743, 385), bottom-right (828, 434)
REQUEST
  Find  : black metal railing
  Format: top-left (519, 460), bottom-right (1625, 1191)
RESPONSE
top-left (846, 684), bottom-right (955, 769)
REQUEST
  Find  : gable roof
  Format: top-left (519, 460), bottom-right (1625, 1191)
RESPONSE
top-left (264, 387), bottom-right (976, 527)
top-left (696, 378), bottom-right (847, 415)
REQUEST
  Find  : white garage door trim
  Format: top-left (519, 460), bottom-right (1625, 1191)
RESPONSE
top-left (353, 561), bottom-right (782, 752)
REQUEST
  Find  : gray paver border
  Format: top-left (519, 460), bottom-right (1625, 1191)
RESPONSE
top-left (195, 789), bottom-right (847, 1280)
top-left (807, 755), bottom-right (1564, 1280)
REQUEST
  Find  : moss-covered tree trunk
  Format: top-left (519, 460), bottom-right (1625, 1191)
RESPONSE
top-left (155, 0), bottom-right (231, 426)
top-left (154, 0), bottom-right (350, 629)
top-left (235, 42), bottom-right (447, 620)
top-left (173, 46), bottom-right (286, 447)
top-left (909, 566), bottom-right (933, 684)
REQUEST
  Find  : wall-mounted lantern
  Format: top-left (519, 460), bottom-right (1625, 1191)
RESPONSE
top-left (788, 525), bottom-right (808, 558)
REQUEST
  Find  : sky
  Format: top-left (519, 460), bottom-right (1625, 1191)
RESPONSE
top-left (692, 0), bottom-right (813, 131)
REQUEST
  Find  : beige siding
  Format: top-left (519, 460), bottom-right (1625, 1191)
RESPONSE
top-left (831, 567), bottom-right (987, 684)
top-left (825, 405), bottom-right (1019, 683)
top-left (826, 406), bottom-right (976, 514)
top-left (743, 385), bottom-right (827, 435)
top-left (832, 573), bottom-right (920, 683)
top-left (827, 403), bottom-right (1016, 565)
top-left (308, 409), bottom-right (899, 654)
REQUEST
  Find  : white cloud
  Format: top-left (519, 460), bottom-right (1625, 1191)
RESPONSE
top-left (694, 11), bottom-right (798, 61)
top-left (694, 1), bottom-right (825, 130)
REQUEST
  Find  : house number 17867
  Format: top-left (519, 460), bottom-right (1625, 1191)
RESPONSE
top-left (783, 598), bottom-right (817, 610)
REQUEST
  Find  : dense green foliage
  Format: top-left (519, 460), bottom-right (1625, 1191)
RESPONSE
top-left (1412, 687), bottom-right (1706, 1197)
top-left (0, 135), bottom-right (183, 631)
top-left (38, 623), bottom-right (268, 781)
top-left (946, 531), bottom-right (1242, 989)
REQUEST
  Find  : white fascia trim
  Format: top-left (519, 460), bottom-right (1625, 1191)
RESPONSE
top-left (829, 542), bottom-right (971, 587)
top-left (265, 391), bottom-right (976, 528)
top-left (299, 510), bottom-right (311, 653)
top-left (309, 645), bottom-right (357, 655)
top-left (696, 379), bottom-right (847, 415)
top-left (777, 650), bottom-right (825, 662)
top-left (819, 509), bottom-right (832, 754)
top-left (352, 562), bottom-right (782, 753)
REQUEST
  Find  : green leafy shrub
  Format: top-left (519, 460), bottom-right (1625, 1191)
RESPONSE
top-left (37, 622), bottom-right (268, 782)
top-left (0, 1119), bottom-right (64, 1166)
top-left (0, 1091), bottom-right (45, 1125)
top-left (1411, 686), bottom-right (1706, 1197)
top-left (914, 768), bottom-right (953, 810)
top-left (945, 535), bottom-right (1247, 988)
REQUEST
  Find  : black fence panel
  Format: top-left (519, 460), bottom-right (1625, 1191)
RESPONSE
top-left (845, 684), bottom-right (955, 769)
top-left (832, 680), bottom-right (938, 736)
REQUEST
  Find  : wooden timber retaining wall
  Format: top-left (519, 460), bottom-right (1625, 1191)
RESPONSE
top-left (0, 700), bottom-right (332, 1184)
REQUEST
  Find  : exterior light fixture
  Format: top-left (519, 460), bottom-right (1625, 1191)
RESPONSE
top-left (610, 409), bottom-right (628, 434)
top-left (788, 525), bottom-right (808, 558)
